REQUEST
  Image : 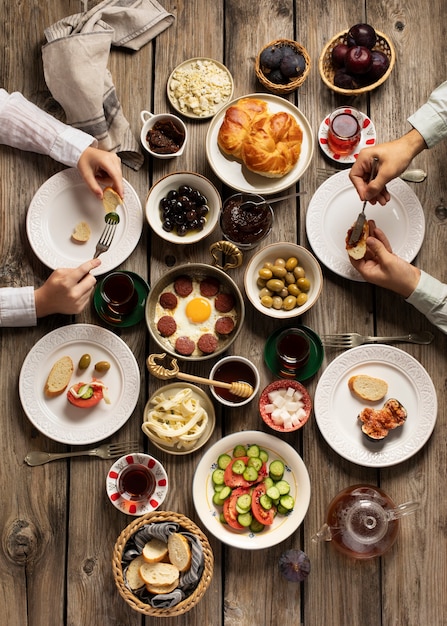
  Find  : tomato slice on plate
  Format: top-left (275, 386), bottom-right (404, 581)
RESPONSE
top-left (252, 483), bottom-right (276, 526)
top-left (223, 457), bottom-right (268, 488)
top-left (223, 487), bottom-right (251, 530)
top-left (67, 382), bottom-right (104, 409)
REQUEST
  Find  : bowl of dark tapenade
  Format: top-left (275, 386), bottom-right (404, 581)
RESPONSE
top-left (140, 111), bottom-right (187, 159)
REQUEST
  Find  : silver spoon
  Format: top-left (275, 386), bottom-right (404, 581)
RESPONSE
top-left (239, 191), bottom-right (307, 211)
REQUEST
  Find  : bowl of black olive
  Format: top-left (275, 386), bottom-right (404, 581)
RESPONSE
top-left (255, 39), bottom-right (311, 95)
top-left (145, 171), bottom-right (220, 244)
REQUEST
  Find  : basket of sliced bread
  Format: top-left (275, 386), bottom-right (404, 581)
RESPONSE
top-left (112, 511), bottom-right (214, 617)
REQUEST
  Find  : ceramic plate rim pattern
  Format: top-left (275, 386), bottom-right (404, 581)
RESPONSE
top-left (167, 57), bottom-right (234, 119)
top-left (143, 382), bottom-right (216, 455)
top-left (19, 324), bottom-right (140, 444)
top-left (313, 345), bottom-right (437, 467)
top-left (26, 169), bottom-right (143, 276)
top-left (305, 170), bottom-right (425, 281)
top-left (192, 430), bottom-right (311, 549)
top-left (106, 453), bottom-right (168, 516)
top-left (206, 93), bottom-right (314, 194)
top-left (318, 110), bottom-right (376, 164)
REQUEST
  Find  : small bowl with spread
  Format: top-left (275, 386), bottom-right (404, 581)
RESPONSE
top-left (140, 111), bottom-right (187, 158)
top-left (220, 193), bottom-right (274, 250)
top-left (209, 355), bottom-right (260, 407)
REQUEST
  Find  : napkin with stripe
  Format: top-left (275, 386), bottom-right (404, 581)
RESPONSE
top-left (122, 521), bottom-right (205, 609)
top-left (42, 0), bottom-right (175, 170)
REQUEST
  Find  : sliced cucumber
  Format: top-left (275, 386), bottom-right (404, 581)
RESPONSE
top-left (217, 453), bottom-right (232, 470)
top-left (243, 466), bottom-right (258, 482)
top-left (250, 518), bottom-right (265, 533)
top-left (219, 486), bottom-right (231, 500)
top-left (232, 459), bottom-right (246, 475)
top-left (279, 494), bottom-right (295, 511)
top-left (266, 485), bottom-right (280, 501)
top-left (233, 445), bottom-right (247, 458)
top-left (213, 492), bottom-right (226, 506)
top-left (263, 476), bottom-right (274, 490)
top-left (237, 512), bottom-right (253, 527)
top-left (247, 444), bottom-right (260, 458)
top-left (236, 494), bottom-right (251, 512)
top-left (259, 449), bottom-right (269, 463)
top-left (247, 456), bottom-right (262, 471)
top-left (260, 494), bottom-right (273, 510)
top-left (269, 459), bottom-right (285, 481)
top-left (275, 480), bottom-right (290, 496)
top-left (212, 468), bottom-right (225, 485)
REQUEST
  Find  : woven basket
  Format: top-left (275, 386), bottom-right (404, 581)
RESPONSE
top-left (112, 511), bottom-right (214, 617)
top-left (319, 30), bottom-right (395, 96)
top-left (255, 39), bottom-right (311, 95)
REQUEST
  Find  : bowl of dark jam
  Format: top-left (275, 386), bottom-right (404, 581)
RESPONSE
top-left (140, 111), bottom-right (187, 159)
top-left (220, 193), bottom-right (274, 250)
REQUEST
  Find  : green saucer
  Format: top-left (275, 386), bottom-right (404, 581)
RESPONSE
top-left (94, 271), bottom-right (150, 328)
top-left (264, 324), bottom-right (324, 382)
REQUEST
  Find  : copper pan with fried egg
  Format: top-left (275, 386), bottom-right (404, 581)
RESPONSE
top-left (145, 263), bottom-right (245, 361)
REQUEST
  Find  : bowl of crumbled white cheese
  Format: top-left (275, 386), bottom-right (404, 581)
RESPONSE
top-left (167, 57), bottom-right (234, 119)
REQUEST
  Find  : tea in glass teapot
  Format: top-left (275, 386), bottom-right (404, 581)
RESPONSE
top-left (312, 484), bottom-right (420, 559)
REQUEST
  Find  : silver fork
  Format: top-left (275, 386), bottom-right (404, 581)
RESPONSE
top-left (316, 167), bottom-right (427, 183)
top-left (93, 212), bottom-right (120, 258)
top-left (24, 440), bottom-right (140, 466)
top-left (321, 331), bottom-right (434, 349)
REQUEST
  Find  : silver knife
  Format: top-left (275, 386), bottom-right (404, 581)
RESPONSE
top-left (349, 157), bottom-right (379, 245)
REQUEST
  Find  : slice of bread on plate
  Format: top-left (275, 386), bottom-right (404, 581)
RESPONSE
top-left (102, 187), bottom-right (122, 212)
top-left (142, 538), bottom-right (168, 563)
top-left (168, 532), bottom-right (192, 572)
top-left (348, 374), bottom-right (388, 402)
top-left (71, 221), bottom-right (91, 243)
top-left (139, 562), bottom-right (179, 589)
top-left (125, 555), bottom-right (146, 591)
top-left (44, 356), bottom-right (74, 397)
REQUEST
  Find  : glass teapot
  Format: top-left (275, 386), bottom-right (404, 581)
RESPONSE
top-left (312, 484), bottom-right (420, 559)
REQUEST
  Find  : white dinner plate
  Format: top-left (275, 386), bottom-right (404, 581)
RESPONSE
top-left (192, 430), bottom-right (311, 550)
top-left (313, 345), bottom-right (437, 467)
top-left (305, 170), bottom-right (425, 281)
top-left (206, 93), bottom-right (314, 194)
top-left (19, 324), bottom-right (140, 445)
top-left (318, 110), bottom-right (376, 164)
top-left (26, 169), bottom-right (143, 276)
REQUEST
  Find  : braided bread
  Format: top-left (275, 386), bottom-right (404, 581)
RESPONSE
top-left (217, 98), bottom-right (303, 178)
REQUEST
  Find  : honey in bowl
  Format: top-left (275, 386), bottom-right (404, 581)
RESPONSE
top-left (212, 358), bottom-right (258, 404)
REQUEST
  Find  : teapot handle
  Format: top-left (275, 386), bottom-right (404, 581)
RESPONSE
top-left (387, 501), bottom-right (420, 521)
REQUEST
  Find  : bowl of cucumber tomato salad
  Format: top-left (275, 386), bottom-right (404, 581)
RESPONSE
top-left (192, 430), bottom-right (311, 549)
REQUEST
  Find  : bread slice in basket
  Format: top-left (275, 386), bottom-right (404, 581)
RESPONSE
top-left (168, 533), bottom-right (192, 572)
top-left (142, 538), bottom-right (168, 563)
top-left (139, 562), bottom-right (180, 594)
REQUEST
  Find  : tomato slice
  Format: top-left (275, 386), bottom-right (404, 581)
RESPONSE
top-left (251, 483), bottom-right (276, 526)
top-left (223, 487), bottom-right (250, 530)
top-left (223, 457), bottom-right (268, 488)
top-left (67, 381), bottom-right (104, 409)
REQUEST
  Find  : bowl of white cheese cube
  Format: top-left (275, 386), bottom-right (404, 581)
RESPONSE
top-left (259, 379), bottom-right (312, 432)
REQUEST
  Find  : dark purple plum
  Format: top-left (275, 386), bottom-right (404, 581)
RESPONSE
top-left (348, 23), bottom-right (377, 49)
top-left (267, 68), bottom-right (288, 84)
top-left (365, 49), bottom-right (390, 82)
top-left (280, 51), bottom-right (306, 78)
top-left (333, 69), bottom-right (360, 90)
top-left (279, 550), bottom-right (311, 582)
top-left (260, 45), bottom-right (283, 70)
top-left (345, 46), bottom-right (372, 74)
top-left (331, 43), bottom-right (349, 67)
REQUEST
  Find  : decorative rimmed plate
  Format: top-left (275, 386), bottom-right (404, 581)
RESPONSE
top-left (192, 430), bottom-right (311, 550)
top-left (313, 345), bottom-right (437, 467)
top-left (264, 324), bottom-right (324, 382)
top-left (206, 93), bottom-right (314, 194)
top-left (318, 110), bottom-right (376, 163)
top-left (306, 170), bottom-right (425, 281)
top-left (143, 383), bottom-right (216, 455)
top-left (19, 324), bottom-right (140, 445)
top-left (26, 169), bottom-right (143, 276)
top-left (106, 453), bottom-right (168, 516)
top-left (94, 271), bottom-right (150, 327)
top-left (167, 57), bottom-right (234, 119)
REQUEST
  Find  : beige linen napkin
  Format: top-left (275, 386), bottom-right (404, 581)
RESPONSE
top-left (42, 0), bottom-right (175, 170)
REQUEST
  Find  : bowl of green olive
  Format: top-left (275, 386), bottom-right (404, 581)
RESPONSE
top-left (243, 242), bottom-right (323, 319)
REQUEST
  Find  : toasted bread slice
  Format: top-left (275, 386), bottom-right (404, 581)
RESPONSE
top-left (168, 533), bottom-right (191, 572)
top-left (139, 562), bottom-right (180, 588)
top-left (346, 220), bottom-right (369, 259)
top-left (145, 579), bottom-right (179, 594)
top-left (71, 221), bottom-right (91, 243)
top-left (142, 538), bottom-right (168, 563)
top-left (102, 187), bottom-right (122, 212)
top-left (125, 555), bottom-right (146, 591)
top-left (348, 375), bottom-right (388, 402)
top-left (44, 356), bottom-right (74, 397)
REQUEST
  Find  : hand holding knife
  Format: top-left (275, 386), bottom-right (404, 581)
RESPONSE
top-left (349, 157), bottom-right (379, 245)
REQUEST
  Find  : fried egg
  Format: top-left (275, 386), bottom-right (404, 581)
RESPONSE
top-left (155, 277), bottom-right (238, 356)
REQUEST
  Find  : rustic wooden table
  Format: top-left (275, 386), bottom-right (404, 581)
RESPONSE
top-left (1, 1), bottom-right (446, 624)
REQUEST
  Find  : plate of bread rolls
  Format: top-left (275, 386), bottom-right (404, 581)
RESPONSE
top-left (206, 94), bottom-right (314, 194)
top-left (305, 170), bottom-right (425, 281)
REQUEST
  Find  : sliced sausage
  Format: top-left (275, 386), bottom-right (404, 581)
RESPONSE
top-left (215, 292), bottom-right (235, 313)
top-left (215, 316), bottom-right (235, 335)
top-left (159, 291), bottom-right (178, 310)
top-left (157, 315), bottom-right (177, 337)
top-left (175, 336), bottom-right (195, 356)
top-left (174, 275), bottom-right (193, 297)
top-left (200, 276), bottom-right (220, 297)
top-left (197, 333), bottom-right (219, 354)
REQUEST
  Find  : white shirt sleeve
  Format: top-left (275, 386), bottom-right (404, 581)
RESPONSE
top-left (0, 286), bottom-right (37, 327)
top-left (406, 270), bottom-right (447, 334)
top-left (0, 89), bottom-right (97, 166)
top-left (407, 81), bottom-right (447, 149)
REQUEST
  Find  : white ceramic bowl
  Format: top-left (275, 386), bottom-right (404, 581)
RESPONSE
top-left (145, 171), bottom-right (220, 245)
top-left (140, 110), bottom-right (187, 158)
top-left (244, 242), bottom-right (323, 319)
top-left (209, 356), bottom-right (260, 407)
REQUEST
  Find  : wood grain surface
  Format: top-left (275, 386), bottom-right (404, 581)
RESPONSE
top-left (1, 1), bottom-right (446, 625)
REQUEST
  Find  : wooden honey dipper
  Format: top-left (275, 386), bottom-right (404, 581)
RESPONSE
top-left (146, 353), bottom-right (254, 399)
